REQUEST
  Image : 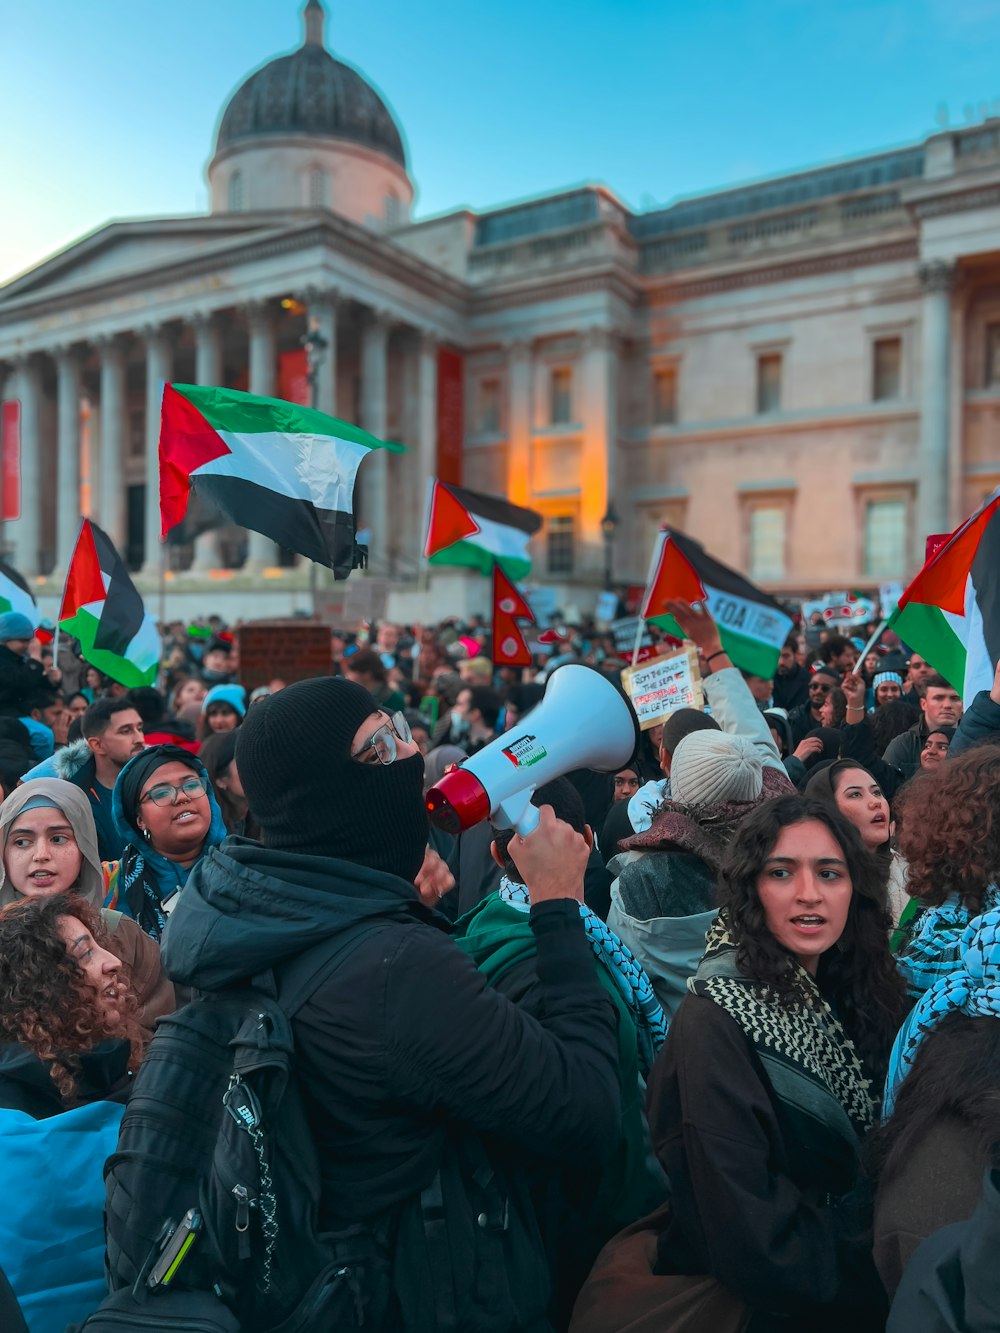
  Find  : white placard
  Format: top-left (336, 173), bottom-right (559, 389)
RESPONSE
top-left (620, 644), bottom-right (703, 731)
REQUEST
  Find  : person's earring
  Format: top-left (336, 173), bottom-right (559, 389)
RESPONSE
top-left (140, 825), bottom-right (151, 842)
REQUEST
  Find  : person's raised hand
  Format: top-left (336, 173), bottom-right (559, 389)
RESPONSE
top-left (662, 599), bottom-right (723, 658)
top-left (511, 804), bottom-right (589, 904)
top-left (841, 672), bottom-right (866, 712)
top-left (414, 847), bottom-right (455, 908)
top-left (792, 736), bottom-right (824, 763)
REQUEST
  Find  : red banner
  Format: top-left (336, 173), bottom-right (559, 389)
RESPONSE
top-left (925, 532), bottom-right (951, 563)
top-left (278, 349), bottom-right (310, 407)
top-left (436, 346), bottom-right (464, 486)
top-left (1, 401), bottom-right (20, 521)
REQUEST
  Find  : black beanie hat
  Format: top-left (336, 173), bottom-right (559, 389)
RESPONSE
top-left (235, 676), bottom-right (428, 882)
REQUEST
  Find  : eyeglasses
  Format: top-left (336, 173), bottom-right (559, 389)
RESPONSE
top-left (140, 774), bottom-right (209, 807)
top-left (351, 711), bottom-right (412, 766)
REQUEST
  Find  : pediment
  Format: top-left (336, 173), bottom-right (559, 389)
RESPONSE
top-left (0, 215), bottom-right (289, 306)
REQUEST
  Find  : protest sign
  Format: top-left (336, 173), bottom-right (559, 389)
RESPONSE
top-left (620, 644), bottom-right (703, 731)
top-left (611, 616), bottom-right (653, 655)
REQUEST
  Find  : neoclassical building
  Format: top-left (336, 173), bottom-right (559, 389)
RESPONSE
top-left (2, 0), bottom-right (1000, 620)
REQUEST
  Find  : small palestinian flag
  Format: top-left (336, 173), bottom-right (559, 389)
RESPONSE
top-left (159, 384), bottom-right (404, 578)
top-left (888, 489), bottom-right (1000, 701)
top-left (641, 528), bottom-right (793, 678)
top-left (492, 567), bottom-right (535, 667)
top-left (0, 558), bottom-right (38, 624)
top-left (424, 480), bottom-right (542, 579)
top-left (59, 521), bottom-right (160, 687)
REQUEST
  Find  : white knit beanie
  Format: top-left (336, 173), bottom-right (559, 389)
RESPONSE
top-left (670, 731), bottom-right (764, 807)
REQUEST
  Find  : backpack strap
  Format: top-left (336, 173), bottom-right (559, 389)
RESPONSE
top-left (275, 922), bottom-right (387, 1019)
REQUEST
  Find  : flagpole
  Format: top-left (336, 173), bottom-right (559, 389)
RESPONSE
top-left (631, 615), bottom-right (645, 667)
top-left (851, 617), bottom-right (888, 676)
top-left (52, 623), bottom-right (60, 671)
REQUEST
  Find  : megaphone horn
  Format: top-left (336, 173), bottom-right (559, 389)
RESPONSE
top-left (425, 664), bottom-right (640, 838)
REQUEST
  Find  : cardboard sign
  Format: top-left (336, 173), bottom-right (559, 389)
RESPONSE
top-left (237, 622), bottom-right (332, 690)
top-left (620, 644), bottom-right (703, 731)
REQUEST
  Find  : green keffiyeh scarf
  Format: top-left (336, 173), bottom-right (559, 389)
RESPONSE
top-left (688, 916), bottom-right (876, 1142)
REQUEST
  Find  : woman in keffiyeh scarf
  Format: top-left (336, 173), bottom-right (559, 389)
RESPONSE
top-left (634, 795), bottom-right (907, 1333)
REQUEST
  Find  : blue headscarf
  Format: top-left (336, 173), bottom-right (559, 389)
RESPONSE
top-left (884, 906), bottom-right (1000, 1118)
top-left (111, 744), bottom-right (227, 902)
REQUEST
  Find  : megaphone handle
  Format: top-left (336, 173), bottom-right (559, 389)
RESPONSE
top-left (495, 789), bottom-right (540, 838)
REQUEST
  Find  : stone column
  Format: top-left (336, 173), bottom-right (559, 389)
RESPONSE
top-left (360, 310), bottom-right (390, 573)
top-left (917, 261), bottom-right (954, 561)
top-left (417, 331), bottom-right (437, 508)
top-left (141, 325), bottom-right (173, 577)
top-left (190, 313), bottom-right (225, 572)
top-left (580, 327), bottom-right (618, 580)
top-left (245, 301), bottom-right (277, 568)
top-left (303, 287), bottom-right (338, 415)
top-left (5, 358), bottom-right (42, 576)
top-left (54, 345), bottom-right (82, 574)
top-left (97, 336), bottom-right (126, 550)
top-left (505, 339), bottom-right (532, 507)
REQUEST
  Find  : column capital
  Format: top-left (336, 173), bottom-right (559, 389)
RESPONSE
top-left (140, 322), bottom-right (175, 351)
top-left (52, 341), bottom-right (83, 367)
top-left (95, 332), bottom-right (127, 358)
top-left (243, 299), bottom-right (277, 333)
top-left (503, 337), bottom-right (532, 360)
top-left (363, 306), bottom-right (395, 334)
top-left (416, 327), bottom-right (438, 356)
top-left (919, 259), bottom-right (956, 294)
top-left (191, 309), bottom-right (221, 333)
top-left (300, 284), bottom-right (340, 311)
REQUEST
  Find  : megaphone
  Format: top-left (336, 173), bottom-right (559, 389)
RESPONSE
top-left (425, 664), bottom-right (640, 838)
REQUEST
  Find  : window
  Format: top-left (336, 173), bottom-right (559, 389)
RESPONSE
top-left (128, 409), bottom-right (144, 459)
top-left (873, 337), bottom-right (902, 401)
top-left (748, 507), bottom-right (786, 581)
top-left (385, 192), bottom-right (402, 228)
top-left (477, 378), bottom-right (501, 434)
top-left (228, 171), bottom-right (244, 213)
top-left (308, 168), bottom-right (327, 208)
top-left (549, 368), bottom-right (572, 425)
top-left (864, 499), bottom-right (906, 578)
top-left (546, 514), bottom-right (575, 576)
top-left (986, 323), bottom-right (1000, 387)
top-left (652, 366), bottom-right (677, 424)
top-left (756, 353), bottom-right (782, 414)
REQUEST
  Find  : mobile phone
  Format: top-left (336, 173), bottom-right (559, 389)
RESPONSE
top-left (147, 1207), bottom-right (202, 1288)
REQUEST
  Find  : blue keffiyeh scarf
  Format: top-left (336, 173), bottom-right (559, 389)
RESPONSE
top-left (499, 875), bottom-right (668, 1074)
top-left (895, 884), bottom-right (1000, 999)
top-left (884, 905), bottom-right (1000, 1119)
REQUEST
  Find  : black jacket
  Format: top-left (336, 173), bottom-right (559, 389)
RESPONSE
top-left (773, 665), bottom-right (811, 713)
top-left (882, 721), bottom-right (928, 780)
top-left (648, 995), bottom-right (886, 1332)
top-left (788, 702), bottom-right (825, 748)
top-left (0, 646), bottom-right (46, 718)
top-left (160, 838), bottom-right (620, 1229)
top-left (951, 690), bottom-right (1000, 758)
top-left (0, 1040), bottom-right (132, 1117)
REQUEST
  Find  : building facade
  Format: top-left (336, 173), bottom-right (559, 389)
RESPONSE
top-left (2, 0), bottom-right (1000, 619)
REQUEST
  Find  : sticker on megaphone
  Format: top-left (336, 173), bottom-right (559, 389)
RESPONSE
top-left (425, 665), bottom-right (640, 838)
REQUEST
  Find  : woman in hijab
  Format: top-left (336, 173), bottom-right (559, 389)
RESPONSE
top-left (106, 744), bottom-right (227, 940)
top-left (0, 778), bottom-right (174, 1029)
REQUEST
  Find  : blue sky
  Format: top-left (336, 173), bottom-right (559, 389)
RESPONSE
top-left (2, 0), bottom-right (1000, 284)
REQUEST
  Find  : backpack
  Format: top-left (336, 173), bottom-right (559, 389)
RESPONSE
top-left (103, 928), bottom-right (389, 1332)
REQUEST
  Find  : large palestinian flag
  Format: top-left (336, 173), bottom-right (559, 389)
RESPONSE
top-left (424, 480), bottom-right (542, 579)
top-left (641, 528), bottom-right (794, 678)
top-left (888, 489), bottom-right (1000, 701)
top-left (159, 384), bottom-right (404, 578)
top-left (59, 521), bottom-right (159, 687)
top-left (0, 559), bottom-right (37, 624)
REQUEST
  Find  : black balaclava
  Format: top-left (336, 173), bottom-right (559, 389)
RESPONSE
top-left (235, 676), bottom-right (428, 883)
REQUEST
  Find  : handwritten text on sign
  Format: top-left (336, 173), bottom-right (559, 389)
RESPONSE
top-left (620, 644), bottom-right (703, 731)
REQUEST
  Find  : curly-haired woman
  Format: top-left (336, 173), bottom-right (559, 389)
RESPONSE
top-left (0, 893), bottom-right (147, 1116)
top-left (890, 744), bottom-right (1000, 1001)
top-left (571, 795), bottom-right (907, 1333)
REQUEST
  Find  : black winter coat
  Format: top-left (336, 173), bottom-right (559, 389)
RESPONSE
top-left (160, 839), bottom-right (621, 1229)
top-left (0, 645), bottom-right (47, 718)
top-left (0, 1040), bottom-right (132, 1116)
top-left (648, 995), bottom-right (887, 1333)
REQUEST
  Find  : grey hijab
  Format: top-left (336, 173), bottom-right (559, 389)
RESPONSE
top-left (0, 778), bottom-right (105, 909)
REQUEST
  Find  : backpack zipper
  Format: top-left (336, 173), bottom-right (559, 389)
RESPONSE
top-left (232, 1183), bottom-right (255, 1262)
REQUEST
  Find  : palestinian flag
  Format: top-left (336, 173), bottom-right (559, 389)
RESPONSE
top-left (888, 489), bottom-right (1000, 701)
top-left (642, 528), bottom-right (794, 678)
top-left (159, 384), bottom-right (404, 578)
top-left (59, 521), bottom-right (159, 687)
top-left (424, 480), bottom-right (542, 579)
top-left (0, 558), bottom-right (37, 624)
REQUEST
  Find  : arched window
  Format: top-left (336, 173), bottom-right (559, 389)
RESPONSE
top-left (308, 167), bottom-right (327, 208)
top-left (228, 170), bottom-right (244, 212)
top-left (385, 191), bottom-right (402, 228)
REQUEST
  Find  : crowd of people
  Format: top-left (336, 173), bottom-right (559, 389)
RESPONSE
top-left (1, 597), bottom-right (999, 1331)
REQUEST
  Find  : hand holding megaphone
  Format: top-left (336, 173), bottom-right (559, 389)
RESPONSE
top-left (510, 804), bottom-right (591, 903)
top-left (425, 664), bottom-right (640, 838)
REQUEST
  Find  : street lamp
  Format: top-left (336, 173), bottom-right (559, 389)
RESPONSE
top-left (600, 502), bottom-right (619, 591)
top-left (301, 316), bottom-right (329, 615)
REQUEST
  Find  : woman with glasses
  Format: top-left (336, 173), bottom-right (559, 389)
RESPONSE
top-left (104, 744), bottom-right (228, 940)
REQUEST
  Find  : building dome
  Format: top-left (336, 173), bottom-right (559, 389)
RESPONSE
top-left (215, 1), bottom-right (406, 168)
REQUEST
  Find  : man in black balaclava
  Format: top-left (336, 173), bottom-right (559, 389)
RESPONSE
top-left (160, 677), bottom-right (619, 1330)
